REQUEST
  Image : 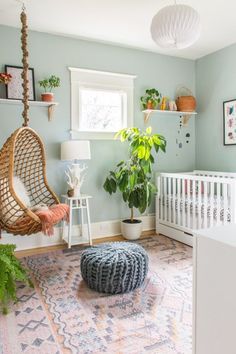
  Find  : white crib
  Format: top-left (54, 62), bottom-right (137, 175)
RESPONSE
top-left (156, 170), bottom-right (236, 246)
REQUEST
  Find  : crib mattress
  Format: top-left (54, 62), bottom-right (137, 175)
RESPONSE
top-left (159, 195), bottom-right (231, 222)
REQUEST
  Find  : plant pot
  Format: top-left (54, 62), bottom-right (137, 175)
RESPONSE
top-left (146, 101), bottom-right (155, 110)
top-left (41, 92), bottom-right (54, 102)
top-left (67, 189), bottom-right (74, 197)
top-left (121, 219), bottom-right (142, 240)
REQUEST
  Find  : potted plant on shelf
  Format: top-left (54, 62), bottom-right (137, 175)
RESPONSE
top-left (0, 244), bottom-right (33, 314)
top-left (103, 126), bottom-right (166, 240)
top-left (38, 75), bottom-right (60, 102)
top-left (0, 73), bottom-right (12, 85)
top-left (140, 88), bottom-right (162, 110)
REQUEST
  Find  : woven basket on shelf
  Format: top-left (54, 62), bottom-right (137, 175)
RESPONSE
top-left (176, 86), bottom-right (196, 112)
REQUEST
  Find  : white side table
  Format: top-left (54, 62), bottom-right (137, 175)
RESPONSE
top-left (61, 194), bottom-right (92, 248)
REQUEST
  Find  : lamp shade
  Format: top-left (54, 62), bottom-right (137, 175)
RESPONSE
top-left (151, 4), bottom-right (201, 49)
top-left (61, 140), bottom-right (91, 161)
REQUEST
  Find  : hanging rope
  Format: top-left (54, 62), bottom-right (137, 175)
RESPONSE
top-left (20, 5), bottom-right (29, 127)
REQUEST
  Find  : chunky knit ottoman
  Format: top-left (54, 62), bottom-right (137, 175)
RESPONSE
top-left (80, 242), bottom-right (148, 294)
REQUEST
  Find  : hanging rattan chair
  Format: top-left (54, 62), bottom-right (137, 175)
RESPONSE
top-left (0, 127), bottom-right (59, 235)
top-left (0, 8), bottom-right (63, 236)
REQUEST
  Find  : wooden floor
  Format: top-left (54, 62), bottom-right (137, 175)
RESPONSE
top-left (15, 230), bottom-right (156, 258)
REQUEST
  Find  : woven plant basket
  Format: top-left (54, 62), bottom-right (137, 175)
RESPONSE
top-left (176, 86), bottom-right (196, 112)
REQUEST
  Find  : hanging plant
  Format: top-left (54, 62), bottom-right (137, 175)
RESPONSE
top-left (0, 244), bottom-right (33, 314)
top-left (140, 88), bottom-right (162, 110)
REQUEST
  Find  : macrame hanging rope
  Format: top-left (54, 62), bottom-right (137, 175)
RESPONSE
top-left (20, 4), bottom-right (30, 127)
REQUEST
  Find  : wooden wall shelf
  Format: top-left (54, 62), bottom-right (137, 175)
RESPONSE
top-left (142, 109), bottom-right (197, 125)
top-left (0, 98), bottom-right (59, 121)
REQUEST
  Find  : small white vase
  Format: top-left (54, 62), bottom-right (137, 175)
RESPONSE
top-left (121, 219), bottom-right (143, 240)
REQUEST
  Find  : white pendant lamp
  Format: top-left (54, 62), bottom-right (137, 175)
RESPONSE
top-left (150, 2), bottom-right (201, 49)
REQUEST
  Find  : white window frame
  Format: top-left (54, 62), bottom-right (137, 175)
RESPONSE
top-left (69, 67), bottom-right (136, 140)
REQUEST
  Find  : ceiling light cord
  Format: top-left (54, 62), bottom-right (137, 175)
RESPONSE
top-left (15, 0), bottom-right (26, 10)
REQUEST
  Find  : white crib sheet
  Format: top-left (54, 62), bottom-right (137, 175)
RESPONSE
top-left (161, 195), bottom-right (231, 222)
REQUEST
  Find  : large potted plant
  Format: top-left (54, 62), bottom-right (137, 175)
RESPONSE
top-left (38, 75), bottom-right (60, 102)
top-left (103, 127), bottom-right (166, 240)
top-left (140, 88), bottom-right (162, 110)
top-left (0, 244), bottom-right (33, 314)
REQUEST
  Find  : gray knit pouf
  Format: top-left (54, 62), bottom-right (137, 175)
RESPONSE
top-left (80, 242), bottom-right (148, 294)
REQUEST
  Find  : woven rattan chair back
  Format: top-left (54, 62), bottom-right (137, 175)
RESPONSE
top-left (0, 127), bottom-right (59, 235)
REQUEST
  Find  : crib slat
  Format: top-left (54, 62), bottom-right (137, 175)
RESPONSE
top-left (160, 178), bottom-right (163, 221)
top-left (216, 182), bottom-right (221, 225)
top-left (203, 181), bottom-right (208, 228)
top-left (164, 177), bottom-right (167, 221)
top-left (168, 177), bottom-right (171, 222)
top-left (173, 178), bottom-right (176, 224)
top-left (192, 180), bottom-right (196, 229)
top-left (197, 180), bottom-right (201, 229)
top-left (223, 183), bottom-right (228, 224)
top-left (209, 182), bottom-right (214, 227)
top-left (187, 179), bottom-right (191, 229)
top-left (177, 178), bottom-right (181, 225)
top-left (229, 183), bottom-right (235, 224)
top-left (182, 179), bottom-right (185, 227)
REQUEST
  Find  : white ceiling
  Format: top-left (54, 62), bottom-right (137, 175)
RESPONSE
top-left (0, 0), bottom-right (236, 60)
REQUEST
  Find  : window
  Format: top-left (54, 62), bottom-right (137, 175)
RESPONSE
top-left (69, 67), bottom-right (136, 139)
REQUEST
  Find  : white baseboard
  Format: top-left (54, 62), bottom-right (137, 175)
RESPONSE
top-left (0, 215), bottom-right (155, 251)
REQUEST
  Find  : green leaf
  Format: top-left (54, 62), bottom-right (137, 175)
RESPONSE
top-left (129, 173), bottom-right (136, 189)
top-left (0, 244), bottom-right (33, 314)
top-left (117, 160), bottom-right (124, 167)
top-left (110, 178), bottom-right (117, 193)
top-left (137, 145), bottom-right (146, 159)
top-left (118, 172), bottom-right (129, 192)
top-left (146, 126), bottom-right (152, 135)
top-left (103, 178), bottom-right (113, 194)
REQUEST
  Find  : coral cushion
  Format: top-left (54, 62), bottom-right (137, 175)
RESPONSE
top-left (13, 203), bottom-right (69, 236)
top-left (35, 204), bottom-right (69, 236)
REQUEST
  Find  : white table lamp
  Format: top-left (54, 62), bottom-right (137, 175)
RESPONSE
top-left (61, 140), bottom-right (91, 161)
top-left (61, 140), bottom-right (91, 197)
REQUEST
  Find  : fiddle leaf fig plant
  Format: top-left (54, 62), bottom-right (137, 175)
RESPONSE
top-left (0, 244), bottom-right (33, 314)
top-left (140, 88), bottom-right (162, 109)
top-left (103, 127), bottom-right (166, 222)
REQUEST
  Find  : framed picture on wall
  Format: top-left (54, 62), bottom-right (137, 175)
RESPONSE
top-left (5, 65), bottom-right (36, 101)
top-left (223, 99), bottom-right (236, 145)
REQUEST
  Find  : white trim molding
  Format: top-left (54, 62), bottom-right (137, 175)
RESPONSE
top-left (1, 215), bottom-right (155, 251)
top-left (68, 67), bottom-right (136, 140)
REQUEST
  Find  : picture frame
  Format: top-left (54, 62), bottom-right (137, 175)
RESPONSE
top-left (223, 99), bottom-right (236, 145)
top-left (5, 65), bottom-right (36, 101)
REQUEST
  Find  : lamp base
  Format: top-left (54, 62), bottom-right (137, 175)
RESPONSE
top-left (65, 162), bottom-right (87, 197)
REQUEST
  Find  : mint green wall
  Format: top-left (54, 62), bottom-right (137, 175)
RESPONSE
top-left (0, 25), bottom-right (196, 222)
top-left (196, 44), bottom-right (236, 171)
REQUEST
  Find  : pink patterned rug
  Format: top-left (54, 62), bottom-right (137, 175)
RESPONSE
top-left (0, 235), bottom-right (192, 354)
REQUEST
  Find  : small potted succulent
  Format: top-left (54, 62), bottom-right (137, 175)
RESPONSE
top-left (38, 75), bottom-right (60, 102)
top-left (140, 88), bottom-right (162, 110)
top-left (104, 127), bottom-right (166, 240)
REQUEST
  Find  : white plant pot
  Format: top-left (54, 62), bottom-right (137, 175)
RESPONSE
top-left (121, 219), bottom-right (143, 240)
